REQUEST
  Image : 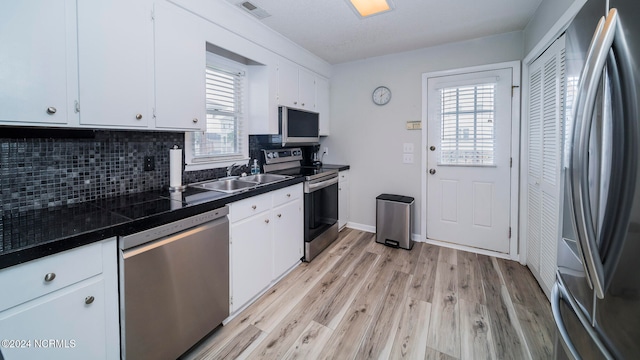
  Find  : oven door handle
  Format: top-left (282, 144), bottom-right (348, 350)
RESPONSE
top-left (305, 176), bottom-right (338, 193)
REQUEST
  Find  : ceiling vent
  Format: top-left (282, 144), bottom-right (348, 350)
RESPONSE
top-left (237, 1), bottom-right (271, 20)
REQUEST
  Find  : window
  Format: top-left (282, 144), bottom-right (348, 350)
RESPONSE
top-left (439, 83), bottom-right (496, 166)
top-left (185, 53), bottom-right (248, 169)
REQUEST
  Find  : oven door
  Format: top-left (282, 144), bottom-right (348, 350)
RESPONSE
top-left (304, 175), bottom-right (338, 252)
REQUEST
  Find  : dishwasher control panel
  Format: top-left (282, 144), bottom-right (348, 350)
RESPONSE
top-left (119, 206), bottom-right (229, 250)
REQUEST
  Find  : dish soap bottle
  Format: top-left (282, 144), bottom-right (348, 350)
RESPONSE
top-left (251, 159), bottom-right (259, 175)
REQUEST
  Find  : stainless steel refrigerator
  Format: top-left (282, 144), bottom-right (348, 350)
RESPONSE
top-left (555, 0), bottom-right (640, 358)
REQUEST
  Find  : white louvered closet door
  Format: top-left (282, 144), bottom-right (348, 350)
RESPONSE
top-left (526, 34), bottom-right (566, 296)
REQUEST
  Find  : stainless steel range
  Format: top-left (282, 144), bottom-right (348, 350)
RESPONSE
top-left (263, 148), bottom-right (339, 261)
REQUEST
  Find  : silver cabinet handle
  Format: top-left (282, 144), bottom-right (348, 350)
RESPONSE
top-left (277, 214), bottom-right (282, 218)
top-left (301, 103), bottom-right (305, 106)
top-left (293, 101), bottom-right (298, 105)
top-left (251, 205), bottom-right (257, 210)
top-left (429, 169), bottom-right (436, 175)
top-left (286, 194), bottom-right (291, 197)
top-left (135, 114), bottom-right (142, 120)
top-left (46, 107), bottom-right (57, 115)
top-left (569, 9), bottom-right (618, 299)
top-left (192, 118), bottom-right (198, 123)
top-left (44, 273), bottom-right (56, 282)
top-left (85, 296), bottom-right (95, 305)
top-left (265, 219), bottom-right (270, 224)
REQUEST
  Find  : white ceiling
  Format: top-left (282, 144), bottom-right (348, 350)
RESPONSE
top-left (226, 0), bottom-right (543, 64)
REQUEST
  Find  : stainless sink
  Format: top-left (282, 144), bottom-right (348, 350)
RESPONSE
top-left (240, 173), bottom-right (292, 184)
top-left (190, 178), bottom-right (258, 194)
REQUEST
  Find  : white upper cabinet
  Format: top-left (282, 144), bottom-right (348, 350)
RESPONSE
top-left (316, 75), bottom-right (330, 136)
top-left (297, 68), bottom-right (316, 110)
top-left (153, 1), bottom-right (206, 131)
top-left (0, 0), bottom-right (78, 126)
top-left (77, 0), bottom-right (154, 128)
top-left (277, 59), bottom-right (317, 111)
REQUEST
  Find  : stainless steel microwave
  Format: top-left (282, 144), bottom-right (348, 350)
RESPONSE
top-left (279, 106), bottom-right (320, 146)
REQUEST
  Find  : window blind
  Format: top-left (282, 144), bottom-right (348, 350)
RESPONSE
top-left (439, 83), bottom-right (496, 165)
top-left (193, 65), bottom-right (245, 161)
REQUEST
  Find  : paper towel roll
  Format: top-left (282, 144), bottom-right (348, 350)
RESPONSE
top-left (169, 147), bottom-right (182, 189)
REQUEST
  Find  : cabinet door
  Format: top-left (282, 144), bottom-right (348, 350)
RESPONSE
top-left (154, 1), bottom-right (206, 131)
top-left (0, 279), bottom-right (107, 360)
top-left (272, 199), bottom-right (303, 278)
top-left (277, 60), bottom-right (299, 108)
top-left (338, 171), bottom-right (350, 229)
top-left (77, 0), bottom-right (153, 128)
top-left (316, 76), bottom-right (330, 135)
top-left (230, 214), bottom-right (272, 312)
top-left (297, 68), bottom-right (316, 110)
top-left (0, 0), bottom-right (77, 126)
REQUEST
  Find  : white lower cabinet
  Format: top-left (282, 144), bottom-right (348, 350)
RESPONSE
top-left (0, 239), bottom-right (119, 360)
top-left (229, 183), bottom-right (303, 313)
top-left (338, 170), bottom-right (350, 230)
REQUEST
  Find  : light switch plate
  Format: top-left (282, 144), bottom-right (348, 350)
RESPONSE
top-left (403, 143), bottom-right (414, 153)
top-left (403, 153), bottom-right (414, 163)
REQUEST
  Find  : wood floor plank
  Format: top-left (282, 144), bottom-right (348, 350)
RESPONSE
top-left (356, 270), bottom-right (411, 359)
top-left (457, 250), bottom-right (485, 304)
top-left (390, 297), bottom-right (432, 359)
top-left (427, 260), bottom-right (460, 358)
top-left (314, 251), bottom-right (379, 329)
top-left (191, 324), bottom-right (264, 360)
top-left (248, 271), bottom-right (346, 359)
top-left (425, 347), bottom-right (459, 360)
top-left (318, 306), bottom-right (372, 360)
top-left (438, 246), bottom-right (457, 265)
top-left (514, 303), bottom-right (554, 360)
top-left (496, 258), bottom-right (547, 306)
top-left (477, 254), bottom-right (527, 360)
top-left (281, 321), bottom-right (333, 360)
top-left (459, 299), bottom-right (495, 360)
top-left (408, 243), bottom-right (440, 302)
top-left (329, 231), bottom-right (375, 276)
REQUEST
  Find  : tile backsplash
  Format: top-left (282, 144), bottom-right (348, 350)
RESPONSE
top-left (0, 130), bottom-right (184, 214)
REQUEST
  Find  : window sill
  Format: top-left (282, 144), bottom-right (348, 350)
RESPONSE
top-left (185, 158), bottom-right (249, 172)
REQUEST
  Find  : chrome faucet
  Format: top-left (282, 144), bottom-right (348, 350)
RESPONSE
top-left (226, 163), bottom-right (241, 177)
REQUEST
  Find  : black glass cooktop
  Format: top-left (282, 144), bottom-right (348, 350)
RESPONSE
top-left (273, 165), bottom-right (338, 180)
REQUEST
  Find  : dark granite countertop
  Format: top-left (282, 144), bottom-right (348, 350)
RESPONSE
top-left (321, 164), bottom-right (350, 171)
top-left (0, 176), bottom-right (304, 270)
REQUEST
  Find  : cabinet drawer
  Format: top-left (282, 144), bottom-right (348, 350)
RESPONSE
top-left (272, 184), bottom-right (301, 207)
top-left (339, 170), bottom-right (349, 183)
top-left (229, 193), bottom-right (271, 223)
top-left (0, 242), bottom-right (103, 312)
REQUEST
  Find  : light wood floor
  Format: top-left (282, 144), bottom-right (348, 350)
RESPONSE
top-left (183, 229), bottom-right (554, 360)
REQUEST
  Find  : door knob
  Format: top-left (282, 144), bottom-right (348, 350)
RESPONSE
top-left (430, 146), bottom-right (436, 151)
top-left (429, 169), bottom-right (436, 175)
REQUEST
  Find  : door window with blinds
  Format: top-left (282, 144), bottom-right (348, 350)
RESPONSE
top-left (439, 83), bottom-right (496, 166)
top-left (185, 52), bottom-right (248, 168)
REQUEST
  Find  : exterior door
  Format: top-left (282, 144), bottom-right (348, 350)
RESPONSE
top-left (426, 68), bottom-right (513, 253)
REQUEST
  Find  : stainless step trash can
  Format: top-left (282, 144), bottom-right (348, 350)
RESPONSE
top-left (376, 194), bottom-right (414, 250)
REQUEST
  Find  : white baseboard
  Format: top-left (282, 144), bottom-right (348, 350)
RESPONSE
top-left (424, 238), bottom-right (516, 261)
top-left (346, 222), bottom-right (422, 242)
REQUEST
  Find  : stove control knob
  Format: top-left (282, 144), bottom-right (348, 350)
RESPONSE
top-left (267, 152), bottom-right (273, 159)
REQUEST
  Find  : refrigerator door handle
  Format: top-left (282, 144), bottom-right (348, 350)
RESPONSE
top-left (570, 9), bottom-right (618, 299)
top-left (552, 274), bottom-right (614, 359)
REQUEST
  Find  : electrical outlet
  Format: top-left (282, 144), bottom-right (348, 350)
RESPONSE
top-left (403, 143), bottom-right (414, 153)
top-left (403, 153), bottom-right (414, 164)
top-left (323, 147), bottom-right (328, 156)
top-left (144, 156), bottom-right (155, 171)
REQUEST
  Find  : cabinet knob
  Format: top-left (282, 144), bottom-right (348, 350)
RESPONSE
top-left (430, 145), bottom-right (436, 151)
top-left (44, 273), bottom-right (56, 282)
top-left (135, 114), bottom-right (143, 120)
top-left (429, 168), bottom-right (436, 175)
top-left (46, 107), bottom-right (57, 115)
top-left (252, 205), bottom-right (257, 210)
top-left (294, 101), bottom-right (298, 105)
top-left (277, 214), bottom-right (282, 218)
top-left (339, 187), bottom-right (342, 191)
top-left (192, 118), bottom-right (198, 123)
top-left (301, 103), bottom-right (305, 106)
top-left (265, 219), bottom-right (270, 224)
top-left (286, 194), bottom-right (291, 197)
top-left (85, 296), bottom-right (95, 305)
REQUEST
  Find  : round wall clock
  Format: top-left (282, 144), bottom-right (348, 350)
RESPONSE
top-left (372, 86), bottom-right (391, 106)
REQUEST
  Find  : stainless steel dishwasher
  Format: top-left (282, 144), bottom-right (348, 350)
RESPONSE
top-left (118, 206), bottom-right (229, 360)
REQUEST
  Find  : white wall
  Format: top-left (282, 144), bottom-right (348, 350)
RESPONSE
top-left (321, 31), bottom-right (524, 236)
top-left (523, 0), bottom-right (584, 56)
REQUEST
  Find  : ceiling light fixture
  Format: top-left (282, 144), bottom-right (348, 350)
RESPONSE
top-left (347, 0), bottom-right (394, 18)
